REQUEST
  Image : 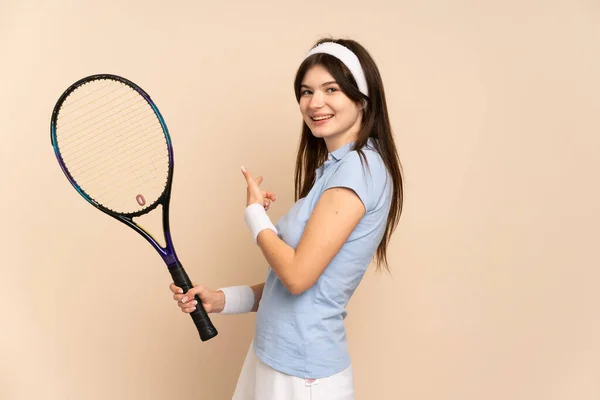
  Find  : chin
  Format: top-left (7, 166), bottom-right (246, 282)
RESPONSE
top-left (309, 127), bottom-right (334, 138)
top-left (311, 132), bottom-right (334, 140)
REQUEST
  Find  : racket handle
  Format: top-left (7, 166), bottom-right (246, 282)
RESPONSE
top-left (169, 262), bottom-right (218, 342)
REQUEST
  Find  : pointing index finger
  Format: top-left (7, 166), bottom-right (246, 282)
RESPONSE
top-left (241, 166), bottom-right (255, 186)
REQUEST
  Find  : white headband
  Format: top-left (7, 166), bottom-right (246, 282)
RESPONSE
top-left (305, 42), bottom-right (369, 97)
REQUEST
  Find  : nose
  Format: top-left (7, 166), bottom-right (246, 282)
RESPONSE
top-left (309, 91), bottom-right (325, 109)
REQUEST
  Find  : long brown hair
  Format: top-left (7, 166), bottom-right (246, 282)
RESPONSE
top-left (293, 38), bottom-right (404, 272)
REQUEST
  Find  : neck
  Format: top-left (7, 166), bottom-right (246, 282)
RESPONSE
top-left (324, 134), bottom-right (356, 153)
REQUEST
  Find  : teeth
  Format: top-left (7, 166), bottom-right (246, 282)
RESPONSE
top-left (312, 115), bottom-right (333, 121)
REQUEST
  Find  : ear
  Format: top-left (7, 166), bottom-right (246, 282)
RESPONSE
top-left (360, 99), bottom-right (368, 111)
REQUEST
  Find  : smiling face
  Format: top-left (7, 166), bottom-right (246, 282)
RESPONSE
top-left (298, 65), bottom-right (363, 151)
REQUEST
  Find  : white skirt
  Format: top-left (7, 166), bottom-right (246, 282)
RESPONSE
top-left (232, 341), bottom-right (355, 400)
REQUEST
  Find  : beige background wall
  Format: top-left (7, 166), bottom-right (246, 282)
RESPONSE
top-left (1, 0), bottom-right (599, 399)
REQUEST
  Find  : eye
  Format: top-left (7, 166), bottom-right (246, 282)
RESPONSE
top-left (301, 89), bottom-right (313, 96)
top-left (326, 87), bottom-right (339, 93)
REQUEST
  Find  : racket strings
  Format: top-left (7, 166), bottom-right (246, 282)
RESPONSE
top-left (58, 112), bottom-right (164, 180)
top-left (61, 127), bottom-right (168, 201)
top-left (101, 181), bottom-right (166, 207)
top-left (58, 88), bottom-right (141, 137)
top-left (90, 162), bottom-right (168, 211)
top-left (55, 79), bottom-right (170, 214)
top-left (57, 81), bottom-right (120, 122)
top-left (75, 138), bottom-right (168, 191)
top-left (65, 123), bottom-right (164, 178)
top-left (58, 100), bottom-right (152, 154)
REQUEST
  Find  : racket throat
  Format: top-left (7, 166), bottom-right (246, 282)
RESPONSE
top-left (163, 253), bottom-right (179, 267)
top-left (133, 208), bottom-right (166, 247)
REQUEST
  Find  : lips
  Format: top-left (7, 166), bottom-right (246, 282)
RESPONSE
top-left (310, 114), bottom-right (334, 129)
top-left (311, 114), bottom-right (334, 121)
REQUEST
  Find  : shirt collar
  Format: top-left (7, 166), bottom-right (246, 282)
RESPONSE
top-left (328, 137), bottom-right (376, 161)
top-left (328, 141), bottom-right (355, 161)
top-left (316, 138), bottom-right (376, 180)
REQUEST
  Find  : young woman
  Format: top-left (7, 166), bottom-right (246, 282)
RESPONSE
top-left (170, 38), bottom-right (404, 399)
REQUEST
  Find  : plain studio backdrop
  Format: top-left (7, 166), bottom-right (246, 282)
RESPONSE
top-left (1, 0), bottom-right (598, 399)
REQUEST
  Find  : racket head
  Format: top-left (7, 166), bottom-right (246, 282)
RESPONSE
top-left (50, 74), bottom-right (174, 220)
top-left (50, 76), bottom-right (219, 341)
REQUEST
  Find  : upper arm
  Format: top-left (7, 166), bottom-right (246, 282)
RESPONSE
top-left (291, 152), bottom-right (383, 294)
top-left (291, 186), bottom-right (365, 294)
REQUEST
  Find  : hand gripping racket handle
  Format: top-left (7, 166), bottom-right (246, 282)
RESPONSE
top-left (169, 262), bottom-right (218, 341)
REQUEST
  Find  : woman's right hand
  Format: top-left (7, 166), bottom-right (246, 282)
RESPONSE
top-left (169, 283), bottom-right (225, 314)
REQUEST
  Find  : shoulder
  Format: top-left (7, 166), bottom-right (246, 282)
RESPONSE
top-left (348, 143), bottom-right (385, 170)
top-left (337, 142), bottom-right (388, 184)
top-left (326, 143), bottom-right (390, 211)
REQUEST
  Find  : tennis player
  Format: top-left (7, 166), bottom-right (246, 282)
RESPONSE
top-left (171, 37), bottom-right (404, 399)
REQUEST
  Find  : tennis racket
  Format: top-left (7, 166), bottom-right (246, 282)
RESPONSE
top-left (50, 74), bottom-right (218, 341)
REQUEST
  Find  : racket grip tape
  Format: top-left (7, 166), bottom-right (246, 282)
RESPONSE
top-left (168, 262), bottom-right (218, 342)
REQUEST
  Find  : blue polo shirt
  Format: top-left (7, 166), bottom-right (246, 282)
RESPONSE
top-left (253, 138), bottom-right (393, 379)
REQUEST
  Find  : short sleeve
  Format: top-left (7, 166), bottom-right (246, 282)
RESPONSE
top-left (323, 150), bottom-right (387, 213)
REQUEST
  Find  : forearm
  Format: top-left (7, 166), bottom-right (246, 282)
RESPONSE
top-left (250, 282), bottom-right (265, 312)
top-left (257, 230), bottom-right (304, 294)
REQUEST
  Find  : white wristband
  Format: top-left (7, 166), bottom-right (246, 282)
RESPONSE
top-left (244, 203), bottom-right (277, 243)
top-left (216, 285), bottom-right (255, 314)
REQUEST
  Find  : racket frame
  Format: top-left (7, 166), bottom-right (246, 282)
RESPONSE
top-left (50, 74), bottom-right (218, 341)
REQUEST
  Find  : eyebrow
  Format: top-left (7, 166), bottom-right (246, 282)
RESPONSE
top-left (300, 81), bottom-right (338, 89)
